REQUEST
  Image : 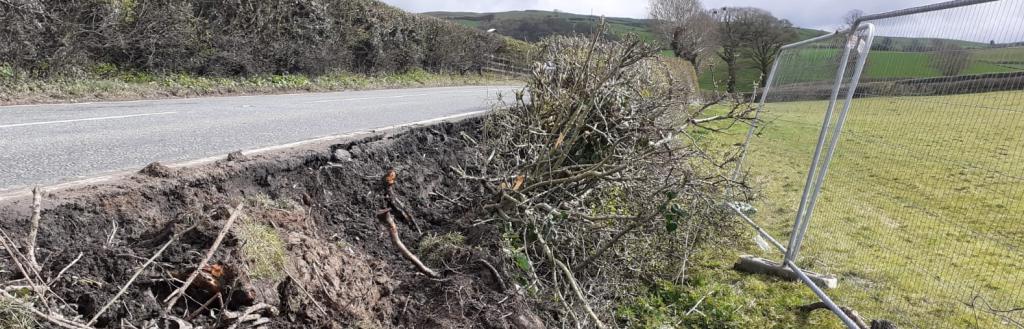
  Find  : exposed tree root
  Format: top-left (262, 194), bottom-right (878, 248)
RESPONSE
top-left (377, 210), bottom-right (440, 278)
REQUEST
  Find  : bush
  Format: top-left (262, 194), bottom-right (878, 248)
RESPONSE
top-left (477, 30), bottom-right (740, 326)
top-left (0, 0), bottom-right (514, 80)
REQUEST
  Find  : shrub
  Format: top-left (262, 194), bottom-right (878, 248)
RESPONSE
top-left (0, 0), bottom-right (511, 80)
top-left (477, 30), bottom-right (742, 326)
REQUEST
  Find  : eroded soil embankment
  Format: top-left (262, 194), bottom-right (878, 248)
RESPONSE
top-left (0, 118), bottom-right (543, 328)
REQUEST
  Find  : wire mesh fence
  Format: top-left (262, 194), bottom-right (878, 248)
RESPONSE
top-left (733, 0), bottom-right (1024, 328)
top-left (732, 26), bottom-right (872, 257)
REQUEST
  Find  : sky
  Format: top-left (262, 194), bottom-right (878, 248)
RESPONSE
top-left (381, 0), bottom-right (1024, 42)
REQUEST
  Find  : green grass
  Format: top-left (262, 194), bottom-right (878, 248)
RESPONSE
top-left (617, 249), bottom-right (846, 328)
top-left (236, 218), bottom-right (287, 281)
top-left (0, 68), bottom-right (519, 105)
top-left (701, 48), bottom-right (1024, 92)
top-left (701, 91), bottom-right (1024, 328)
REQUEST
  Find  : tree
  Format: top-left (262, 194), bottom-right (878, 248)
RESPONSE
top-left (711, 7), bottom-right (750, 93)
top-left (844, 9), bottom-right (864, 29)
top-left (739, 10), bottom-right (798, 87)
top-left (711, 7), bottom-right (793, 92)
top-left (931, 41), bottom-right (971, 76)
top-left (649, 0), bottom-right (718, 71)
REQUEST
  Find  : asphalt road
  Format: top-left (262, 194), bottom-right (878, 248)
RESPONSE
top-left (0, 85), bottom-right (519, 191)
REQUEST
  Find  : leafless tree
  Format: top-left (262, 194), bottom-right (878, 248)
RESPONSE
top-left (844, 9), bottom-right (865, 29)
top-left (711, 7), bottom-right (753, 93)
top-left (649, 0), bottom-right (718, 71)
top-left (741, 10), bottom-right (798, 87)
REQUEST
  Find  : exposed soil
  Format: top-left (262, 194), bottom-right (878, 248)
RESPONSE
top-left (0, 118), bottom-right (542, 328)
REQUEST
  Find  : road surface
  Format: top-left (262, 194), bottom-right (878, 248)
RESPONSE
top-left (0, 86), bottom-right (519, 191)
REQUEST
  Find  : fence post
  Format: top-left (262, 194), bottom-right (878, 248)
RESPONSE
top-left (783, 30), bottom-right (858, 264)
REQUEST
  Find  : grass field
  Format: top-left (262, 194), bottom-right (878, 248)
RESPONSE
top-left (709, 90), bottom-right (1024, 328)
top-left (700, 47), bottom-right (1024, 92)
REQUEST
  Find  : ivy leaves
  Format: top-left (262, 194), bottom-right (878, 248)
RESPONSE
top-left (660, 191), bottom-right (690, 233)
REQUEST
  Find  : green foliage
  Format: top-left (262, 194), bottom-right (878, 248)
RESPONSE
top-left (0, 65), bottom-right (12, 79)
top-left (0, 0), bottom-right (511, 80)
top-left (616, 250), bottom-right (845, 329)
top-left (245, 193), bottom-right (304, 211)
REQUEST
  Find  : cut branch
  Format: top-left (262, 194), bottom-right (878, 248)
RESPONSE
top-left (574, 220), bottom-right (644, 272)
top-left (534, 226), bottom-right (605, 329)
top-left (27, 187), bottom-right (42, 271)
top-left (384, 169), bottom-right (422, 234)
top-left (377, 210), bottom-right (440, 278)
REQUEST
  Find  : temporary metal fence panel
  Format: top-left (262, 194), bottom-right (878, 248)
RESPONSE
top-left (735, 0), bottom-right (1024, 328)
top-left (799, 0), bottom-right (1023, 327)
top-left (732, 26), bottom-right (872, 258)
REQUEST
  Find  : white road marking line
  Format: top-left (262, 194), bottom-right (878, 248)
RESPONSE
top-left (308, 93), bottom-right (433, 103)
top-left (306, 87), bottom-right (506, 104)
top-left (0, 111), bottom-right (178, 129)
top-left (0, 109), bottom-right (489, 201)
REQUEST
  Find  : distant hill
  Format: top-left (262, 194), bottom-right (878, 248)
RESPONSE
top-left (424, 10), bottom-right (657, 43)
top-left (425, 11), bottom-right (844, 46)
top-left (424, 10), bottom-right (1012, 92)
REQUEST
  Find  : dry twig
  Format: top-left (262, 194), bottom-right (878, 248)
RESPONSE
top-left (27, 187), bottom-right (42, 271)
top-left (163, 203), bottom-right (244, 313)
top-left (88, 230), bottom-right (184, 326)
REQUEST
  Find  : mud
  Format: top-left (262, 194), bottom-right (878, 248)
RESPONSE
top-left (0, 118), bottom-right (540, 328)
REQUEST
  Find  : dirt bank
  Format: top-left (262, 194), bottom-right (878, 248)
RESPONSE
top-left (0, 117), bottom-right (542, 328)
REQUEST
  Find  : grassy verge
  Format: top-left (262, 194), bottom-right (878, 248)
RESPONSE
top-left (0, 69), bottom-right (520, 106)
top-left (624, 90), bottom-right (1023, 328)
top-left (669, 91), bottom-right (1021, 328)
top-left (616, 249), bottom-right (845, 328)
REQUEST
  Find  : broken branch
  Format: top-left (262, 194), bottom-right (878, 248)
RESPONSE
top-left (27, 187), bottom-right (42, 271)
top-left (534, 225), bottom-right (605, 329)
top-left (89, 228), bottom-right (184, 326)
top-left (163, 203), bottom-right (244, 313)
top-left (377, 210), bottom-right (440, 278)
top-left (48, 252), bottom-right (84, 286)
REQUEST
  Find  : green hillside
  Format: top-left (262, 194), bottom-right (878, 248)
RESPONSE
top-left (425, 10), bottom-right (658, 43)
top-left (699, 46), bottom-right (1023, 92)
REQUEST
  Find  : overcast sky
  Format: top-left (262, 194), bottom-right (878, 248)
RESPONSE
top-left (381, 0), bottom-right (1024, 42)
